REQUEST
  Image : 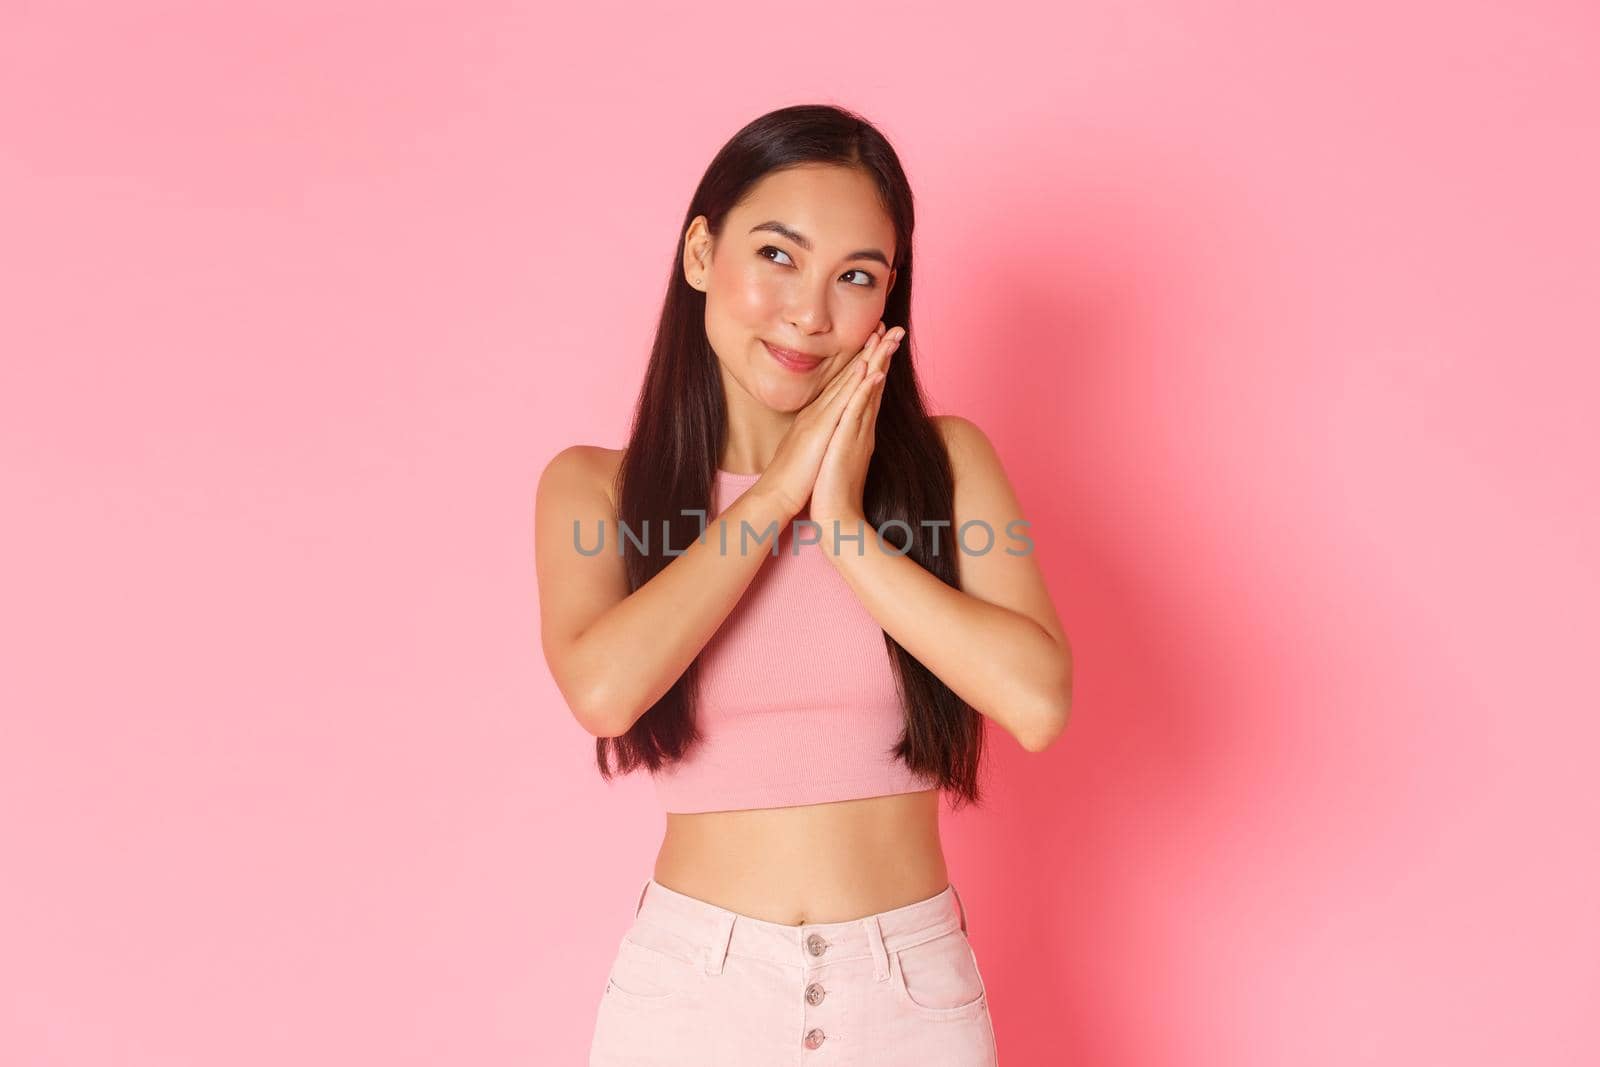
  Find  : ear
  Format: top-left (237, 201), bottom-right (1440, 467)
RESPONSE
top-left (886, 267), bottom-right (897, 299)
top-left (683, 216), bottom-right (713, 289)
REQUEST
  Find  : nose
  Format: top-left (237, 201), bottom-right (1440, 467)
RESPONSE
top-left (782, 280), bottom-right (832, 337)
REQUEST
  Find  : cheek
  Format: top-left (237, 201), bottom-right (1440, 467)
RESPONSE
top-left (829, 305), bottom-right (884, 356)
top-left (843, 306), bottom-right (882, 340)
top-left (719, 262), bottom-right (786, 322)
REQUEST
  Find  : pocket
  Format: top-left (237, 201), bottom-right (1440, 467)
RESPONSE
top-left (602, 926), bottom-right (702, 1009)
top-left (890, 927), bottom-right (989, 1018)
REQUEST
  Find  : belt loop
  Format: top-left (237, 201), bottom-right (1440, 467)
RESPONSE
top-left (635, 877), bottom-right (652, 918)
top-left (949, 882), bottom-right (968, 934)
top-left (703, 910), bottom-right (735, 976)
top-left (863, 914), bottom-right (890, 982)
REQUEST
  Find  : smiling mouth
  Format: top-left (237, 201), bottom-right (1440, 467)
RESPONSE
top-left (762, 340), bottom-right (825, 372)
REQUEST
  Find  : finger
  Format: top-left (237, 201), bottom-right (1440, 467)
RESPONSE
top-left (866, 323), bottom-right (894, 358)
top-left (812, 350), bottom-right (868, 410)
top-left (864, 370), bottom-right (887, 431)
top-left (808, 358), bottom-right (867, 436)
top-left (842, 363), bottom-right (878, 428)
top-left (832, 326), bottom-right (888, 388)
top-left (871, 327), bottom-right (903, 376)
top-left (833, 358), bottom-right (870, 411)
top-left (848, 332), bottom-right (882, 378)
top-left (864, 371), bottom-right (889, 425)
top-left (812, 326), bottom-right (892, 411)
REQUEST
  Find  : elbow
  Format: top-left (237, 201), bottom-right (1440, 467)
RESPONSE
top-left (1018, 705), bottom-right (1069, 753)
top-left (582, 707), bottom-right (637, 741)
top-left (546, 635), bottom-right (640, 739)
top-left (570, 680), bottom-right (634, 739)
top-left (577, 706), bottom-right (629, 740)
top-left (1019, 656), bottom-right (1073, 754)
top-left (576, 707), bottom-right (618, 739)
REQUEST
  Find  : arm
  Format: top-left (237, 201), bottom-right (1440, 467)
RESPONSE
top-left (534, 447), bottom-right (792, 738)
top-left (820, 416), bottom-right (1073, 752)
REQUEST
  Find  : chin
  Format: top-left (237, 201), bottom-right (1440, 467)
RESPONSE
top-left (752, 372), bottom-right (816, 412)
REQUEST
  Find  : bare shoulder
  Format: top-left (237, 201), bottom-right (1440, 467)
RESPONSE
top-left (930, 414), bottom-right (1067, 650)
top-left (534, 444), bottom-right (632, 730)
top-left (931, 413), bottom-right (1005, 492)
top-left (537, 444), bottom-right (623, 514)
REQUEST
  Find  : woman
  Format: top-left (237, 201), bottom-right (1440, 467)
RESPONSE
top-left (535, 104), bottom-right (1072, 1066)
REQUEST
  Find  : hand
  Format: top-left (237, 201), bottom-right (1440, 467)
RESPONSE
top-left (752, 322), bottom-right (896, 520)
top-left (809, 323), bottom-right (903, 532)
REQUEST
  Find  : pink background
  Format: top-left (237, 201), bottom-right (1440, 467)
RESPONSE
top-left (3, 3), bottom-right (1596, 1064)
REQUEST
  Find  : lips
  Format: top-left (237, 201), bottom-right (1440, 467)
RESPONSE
top-left (762, 340), bottom-right (824, 372)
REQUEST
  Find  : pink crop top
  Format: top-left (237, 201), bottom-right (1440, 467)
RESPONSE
top-left (649, 468), bottom-right (942, 814)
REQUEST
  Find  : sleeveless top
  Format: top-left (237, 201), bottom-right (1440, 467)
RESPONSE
top-left (649, 468), bottom-right (942, 814)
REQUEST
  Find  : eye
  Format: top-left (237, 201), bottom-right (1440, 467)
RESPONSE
top-left (759, 246), bottom-right (877, 289)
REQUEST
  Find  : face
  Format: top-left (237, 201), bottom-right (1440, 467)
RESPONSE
top-left (682, 163), bottom-right (898, 410)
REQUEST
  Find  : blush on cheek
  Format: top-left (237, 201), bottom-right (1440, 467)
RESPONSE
top-left (723, 260), bottom-right (784, 305)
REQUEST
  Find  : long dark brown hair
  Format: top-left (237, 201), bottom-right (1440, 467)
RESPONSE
top-left (597, 104), bottom-right (987, 810)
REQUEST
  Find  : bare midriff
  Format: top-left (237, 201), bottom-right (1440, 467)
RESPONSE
top-left (652, 787), bottom-right (949, 925)
top-left (593, 452), bottom-right (950, 925)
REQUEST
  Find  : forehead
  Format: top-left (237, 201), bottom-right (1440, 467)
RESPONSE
top-left (730, 164), bottom-right (896, 254)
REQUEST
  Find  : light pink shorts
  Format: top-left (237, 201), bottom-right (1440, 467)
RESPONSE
top-left (589, 875), bottom-right (999, 1065)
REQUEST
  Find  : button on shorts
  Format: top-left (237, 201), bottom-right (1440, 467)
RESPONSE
top-left (589, 875), bottom-right (999, 1065)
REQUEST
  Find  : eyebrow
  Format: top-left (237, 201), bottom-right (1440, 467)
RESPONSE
top-left (748, 220), bottom-right (892, 269)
